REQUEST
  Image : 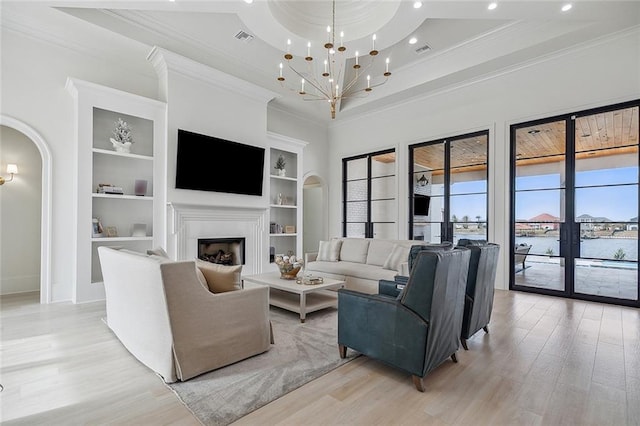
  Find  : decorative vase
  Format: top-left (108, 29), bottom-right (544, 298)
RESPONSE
top-left (277, 169), bottom-right (286, 177)
top-left (110, 138), bottom-right (132, 153)
top-left (134, 179), bottom-right (148, 196)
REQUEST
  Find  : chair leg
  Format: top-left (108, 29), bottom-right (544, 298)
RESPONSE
top-left (412, 375), bottom-right (425, 392)
top-left (338, 344), bottom-right (347, 359)
top-left (451, 353), bottom-right (458, 363)
top-left (483, 325), bottom-right (489, 334)
top-left (461, 338), bottom-right (469, 350)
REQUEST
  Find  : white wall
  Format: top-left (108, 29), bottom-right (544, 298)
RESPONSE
top-left (0, 126), bottom-right (42, 295)
top-left (303, 184), bottom-right (323, 254)
top-left (268, 106), bottom-right (330, 183)
top-left (147, 47), bottom-right (275, 208)
top-left (328, 28), bottom-right (640, 289)
top-left (1, 16), bottom-right (158, 301)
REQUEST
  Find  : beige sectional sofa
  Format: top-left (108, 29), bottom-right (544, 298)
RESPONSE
top-left (304, 237), bottom-right (426, 294)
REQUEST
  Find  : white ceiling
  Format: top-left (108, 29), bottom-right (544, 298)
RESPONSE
top-left (3, 1), bottom-right (640, 123)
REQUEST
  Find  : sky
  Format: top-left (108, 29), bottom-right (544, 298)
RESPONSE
top-left (438, 166), bottom-right (638, 222)
top-left (515, 166), bottom-right (637, 222)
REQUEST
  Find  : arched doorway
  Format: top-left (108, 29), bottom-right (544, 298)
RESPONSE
top-left (303, 173), bottom-right (328, 255)
top-left (1, 116), bottom-right (52, 303)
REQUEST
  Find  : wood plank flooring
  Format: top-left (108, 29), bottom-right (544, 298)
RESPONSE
top-left (1, 290), bottom-right (638, 425)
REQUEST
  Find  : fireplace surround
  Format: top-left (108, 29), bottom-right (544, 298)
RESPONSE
top-left (168, 203), bottom-right (267, 276)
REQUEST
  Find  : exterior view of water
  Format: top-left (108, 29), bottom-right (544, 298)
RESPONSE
top-left (514, 236), bottom-right (638, 261)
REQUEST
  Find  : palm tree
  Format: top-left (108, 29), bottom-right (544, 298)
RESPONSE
top-left (462, 215), bottom-right (469, 229)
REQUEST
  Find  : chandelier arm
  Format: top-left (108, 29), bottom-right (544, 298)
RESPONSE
top-left (275, 0), bottom-right (390, 119)
top-left (285, 62), bottom-right (332, 99)
top-left (341, 59), bottom-right (378, 95)
top-left (340, 78), bottom-right (389, 99)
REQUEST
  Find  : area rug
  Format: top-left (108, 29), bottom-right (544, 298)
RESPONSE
top-left (167, 307), bottom-right (358, 425)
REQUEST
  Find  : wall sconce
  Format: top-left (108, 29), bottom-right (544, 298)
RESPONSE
top-left (0, 164), bottom-right (18, 185)
top-left (417, 174), bottom-right (428, 186)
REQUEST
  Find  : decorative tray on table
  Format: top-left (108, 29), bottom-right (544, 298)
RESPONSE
top-left (295, 275), bottom-right (324, 286)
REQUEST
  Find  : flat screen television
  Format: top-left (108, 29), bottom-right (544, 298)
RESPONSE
top-left (175, 129), bottom-right (265, 196)
top-left (414, 194), bottom-right (431, 216)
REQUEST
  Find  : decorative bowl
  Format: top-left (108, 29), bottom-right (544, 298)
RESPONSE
top-left (279, 265), bottom-right (301, 280)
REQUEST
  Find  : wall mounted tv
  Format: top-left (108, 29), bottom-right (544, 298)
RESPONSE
top-left (175, 129), bottom-right (265, 196)
top-left (414, 194), bottom-right (431, 216)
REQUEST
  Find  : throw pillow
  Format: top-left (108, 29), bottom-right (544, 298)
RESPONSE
top-left (317, 239), bottom-right (342, 262)
top-left (147, 246), bottom-right (169, 258)
top-left (196, 259), bottom-right (242, 293)
top-left (383, 244), bottom-right (410, 272)
top-left (195, 265), bottom-right (209, 290)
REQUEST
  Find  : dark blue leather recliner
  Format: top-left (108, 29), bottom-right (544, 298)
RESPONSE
top-left (456, 240), bottom-right (500, 350)
top-left (337, 248), bottom-right (471, 392)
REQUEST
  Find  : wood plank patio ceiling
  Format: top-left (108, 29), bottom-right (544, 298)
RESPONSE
top-left (374, 106), bottom-right (638, 171)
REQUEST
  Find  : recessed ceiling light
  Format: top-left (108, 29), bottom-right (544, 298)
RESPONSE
top-left (488, 2), bottom-right (497, 10)
top-left (244, 0), bottom-right (253, 3)
top-left (413, 1), bottom-right (423, 9)
top-left (409, 37), bottom-right (418, 45)
top-left (561, 3), bottom-right (572, 12)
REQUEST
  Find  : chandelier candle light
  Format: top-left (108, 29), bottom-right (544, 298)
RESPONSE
top-left (276, 0), bottom-right (391, 119)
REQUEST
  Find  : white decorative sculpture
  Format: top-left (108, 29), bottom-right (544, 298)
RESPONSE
top-left (110, 118), bottom-right (133, 153)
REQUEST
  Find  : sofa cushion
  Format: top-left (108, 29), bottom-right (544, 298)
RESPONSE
top-left (383, 244), bottom-right (410, 272)
top-left (340, 239), bottom-right (370, 264)
top-left (306, 261), bottom-right (398, 282)
top-left (195, 259), bottom-right (242, 293)
top-left (366, 240), bottom-right (397, 266)
top-left (317, 239), bottom-right (342, 262)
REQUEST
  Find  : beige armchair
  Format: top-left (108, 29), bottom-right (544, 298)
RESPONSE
top-left (98, 247), bottom-right (271, 383)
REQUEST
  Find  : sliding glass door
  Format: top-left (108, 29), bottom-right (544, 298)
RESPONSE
top-left (510, 101), bottom-right (639, 307)
top-left (343, 149), bottom-right (397, 239)
top-left (409, 131), bottom-right (488, 244)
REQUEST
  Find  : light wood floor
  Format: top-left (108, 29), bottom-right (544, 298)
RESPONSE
top-left (1, 290), bottom-right (639, 425)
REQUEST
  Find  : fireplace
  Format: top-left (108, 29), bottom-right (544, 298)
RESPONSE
top-left (198, 238), bottom-right (245, 266)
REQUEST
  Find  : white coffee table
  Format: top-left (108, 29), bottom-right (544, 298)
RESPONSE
top-left (243, 272), bottom-right (345, 323)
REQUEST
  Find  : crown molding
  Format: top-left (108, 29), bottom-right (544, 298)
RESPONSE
top-left (65, 77), bottom-right (166, 111)
top-left (147, 46), bottom-right (278, 105)
top-left (267, 131), bottom-right (309, 150)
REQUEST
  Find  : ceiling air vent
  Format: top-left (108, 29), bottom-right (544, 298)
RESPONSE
top-left (234, 30), bottom-right (254, 43)
top-left (415, 43), bottom-right (432, 54)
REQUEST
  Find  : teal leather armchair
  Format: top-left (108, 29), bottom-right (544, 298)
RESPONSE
top-left (337, 248), bottom-right (471, 392)
top-left (456, 241), bottom-right (500, 350)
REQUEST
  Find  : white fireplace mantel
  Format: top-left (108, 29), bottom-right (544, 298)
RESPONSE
top-left (168, 203), bottom-right (268, 275)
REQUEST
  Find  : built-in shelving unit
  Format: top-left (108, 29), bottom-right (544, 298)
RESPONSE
top-left (66, 78), bottom-right (167, 303)
top-left (267, 133), bottom-right (307, 266)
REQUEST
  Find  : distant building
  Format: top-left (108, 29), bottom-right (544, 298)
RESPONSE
top-left (627, 217), bottom-right (638, 231)
top-left (576, 214), bottom-right (612, 231)
top-left (528, 213), bottom-right (560, 230)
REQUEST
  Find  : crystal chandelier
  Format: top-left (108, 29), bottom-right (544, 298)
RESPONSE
top-left (276, 0), bottom-right (391, 119)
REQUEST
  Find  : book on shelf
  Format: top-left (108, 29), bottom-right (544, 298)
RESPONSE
top-left (97, 185), bottom-right (124, 194)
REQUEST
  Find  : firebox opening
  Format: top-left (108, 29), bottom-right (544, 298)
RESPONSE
top-left (198, 237), bottom-right (245, 266)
